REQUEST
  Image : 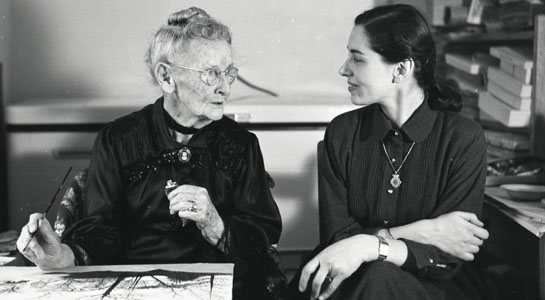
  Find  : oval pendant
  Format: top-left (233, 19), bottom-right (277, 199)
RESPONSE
top-left (390, 174), bottom-right (402, 189)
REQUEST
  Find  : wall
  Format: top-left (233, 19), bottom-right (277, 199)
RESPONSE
top-left (4, 0), bottom-right (378, 103)
top-left (0, 0), bottom-right (10, 103)
top-left (0, 0), bottom-right (9, 231)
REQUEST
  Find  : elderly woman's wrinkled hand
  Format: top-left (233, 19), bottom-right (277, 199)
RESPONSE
top-left (415, 211), bottom-right (489, 261)
top-left (298, 234), bottom-right (379, 300)
top-left (167, 184), bottom-right (225, 245)
top-left (16, 213), bottom-right (75, 269)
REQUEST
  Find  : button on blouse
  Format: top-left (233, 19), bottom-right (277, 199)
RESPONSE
top-left (319, 97), bottom-right (487, 280)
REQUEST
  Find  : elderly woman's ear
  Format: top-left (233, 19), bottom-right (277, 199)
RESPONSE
top-left (155, 62), bottom-right (176, 93)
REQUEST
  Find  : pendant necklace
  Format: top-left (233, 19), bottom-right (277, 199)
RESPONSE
top-left (381, 141), bottom-right (416, 189)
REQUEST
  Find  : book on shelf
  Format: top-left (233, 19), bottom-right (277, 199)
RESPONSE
top-left (483, 129), bottom-right (530, 151)
top-left (467, 0), bottom-right (496, 25)
top-left (478, 91), bottom-right (530, 127)
top-left (478, 111), bottom-right (530, 134)
top-left (498, 1), bottom-right (545, 30)
top-left (486, 144), bottom-right (530, 161)
top-left (487, 80), bottom-right (532, 111)
top-left (500, 59), bottom-right (515, 74)
top-left (514, 64), bottom-right (533, 84)
top-left (445, 53), bottom-right (481, 74)
top-left (445, 52), bottom-right (499, 75)
top-left (426, 0), bottom-right (464, 26)
top-left (445, 67), bottom-right (485, 94)
top-left (489, 46), bottom-right (533, 70)
top-left (473, 52), bottom-right (500, 71)
top-left (499, 60), bottom-right (533, 84)
top-left (487, 67), bottom-right (532, 98)
top-left (479, 109), bottom-right (497, 124)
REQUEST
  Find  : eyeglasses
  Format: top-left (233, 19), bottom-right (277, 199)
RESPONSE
top-left (169, 63), bottom-right (238, 86)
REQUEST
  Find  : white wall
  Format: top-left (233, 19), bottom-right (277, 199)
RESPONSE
top-left (5, 0), bottom-right (379, 103)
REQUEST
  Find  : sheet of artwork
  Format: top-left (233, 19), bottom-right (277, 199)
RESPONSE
top-left (0, 263), bottom-right (233, 300)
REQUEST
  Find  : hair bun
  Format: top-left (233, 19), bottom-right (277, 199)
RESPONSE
top-left (168, 7), bottom-right (210, 26)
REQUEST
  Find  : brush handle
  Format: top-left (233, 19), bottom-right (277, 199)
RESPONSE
top-left (20, 167), bottom-right (73, 253)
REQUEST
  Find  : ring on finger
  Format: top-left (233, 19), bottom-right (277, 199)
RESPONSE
top-left (190, 203), bottom-right (197, 212)
top-left (325, 275), bottom-right (332, 282)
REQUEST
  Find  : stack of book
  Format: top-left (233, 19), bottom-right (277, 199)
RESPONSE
top-left (467, 0), bottom-right (545, 30)
top-left (498, 0), bottom-right (545, 30)
top-left (478, 46), bottom-right (533, 127)
top-left (444, 52), bottom-right (499, 120)
top-left (484, 129), bottom-right (530, 161)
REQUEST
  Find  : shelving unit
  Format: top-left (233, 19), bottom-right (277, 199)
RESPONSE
top-left (433, 21), bottom-right (544, 160)
top-left (435, 15), bottom-right (545, 300)
top-left (532, 15), bottom-right (545, 160)
top-left (436, 29), bottom-right (535, 43)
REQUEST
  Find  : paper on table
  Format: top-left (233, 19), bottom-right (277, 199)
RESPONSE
top-left (0, 263), bottom-right (234, 300)
top-left (0, 256), bottom-right (15, 266)
top-left (486, 187), bottom-right (545, 236)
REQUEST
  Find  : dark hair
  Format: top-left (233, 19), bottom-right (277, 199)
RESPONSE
top-left (355, 4), bottom-right (461, 112)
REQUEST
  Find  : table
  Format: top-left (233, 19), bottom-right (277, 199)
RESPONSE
top-left (0, 263), bottom-right (233, 300)
top-left (484, 187), bottom-right (545, 300)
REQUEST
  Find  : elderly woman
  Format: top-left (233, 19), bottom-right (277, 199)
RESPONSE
top-left (291, 4), bottom-right (489, 300)
top-left (16, 7), bottom-right (282, 299)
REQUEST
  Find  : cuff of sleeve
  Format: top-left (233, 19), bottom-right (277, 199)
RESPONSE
top-left (215, 220), bottom-right (230, 254)
top-left (401, 239), bottom-right (462, 280)
top-left (401, 247), bottom-right (417, 273)
top-left (66, 243), bottom-right (92, 266)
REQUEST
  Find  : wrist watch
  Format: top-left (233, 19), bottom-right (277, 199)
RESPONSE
top-left (377, 236), bottom-right (389, 261)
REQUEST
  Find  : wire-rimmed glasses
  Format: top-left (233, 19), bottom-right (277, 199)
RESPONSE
top-left (169, 62), bottom-right (238, 86)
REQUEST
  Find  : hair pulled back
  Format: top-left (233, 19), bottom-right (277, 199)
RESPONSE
top-left (355, 4), bottom-right (461, 112)
top-left (146, 7), bottom-right (232, 82)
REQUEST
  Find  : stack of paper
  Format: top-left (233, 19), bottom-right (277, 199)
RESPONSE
top-left (478, 46), bottom-right (533, 127)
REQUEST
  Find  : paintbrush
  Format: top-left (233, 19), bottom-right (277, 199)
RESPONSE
top-left (22, 166), bottom-right (73, 252)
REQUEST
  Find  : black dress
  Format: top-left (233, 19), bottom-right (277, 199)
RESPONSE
top-left (291, 98), bottom-right (487, 300)
top-left (62, 97), bottom-right (283, 299)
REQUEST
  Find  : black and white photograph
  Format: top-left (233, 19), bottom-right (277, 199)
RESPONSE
top-left (1, 0), bottom-right (544, 299)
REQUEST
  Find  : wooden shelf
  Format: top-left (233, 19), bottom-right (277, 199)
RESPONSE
top-left (434, 29), bottom-right (534, 43)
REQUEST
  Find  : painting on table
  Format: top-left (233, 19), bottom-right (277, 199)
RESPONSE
top-left (0, 263), bottom-right (233, 300)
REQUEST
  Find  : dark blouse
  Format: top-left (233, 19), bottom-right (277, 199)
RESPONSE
top-left (320, 98), bottom-right (486, 280)
top-left (62, 98), bottom-right (282, 298)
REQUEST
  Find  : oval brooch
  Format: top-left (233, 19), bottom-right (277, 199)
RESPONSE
top-left (177, 147), bottom-right (192, 163)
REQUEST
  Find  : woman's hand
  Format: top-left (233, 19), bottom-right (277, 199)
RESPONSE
top-left (393, 211), bottom-right (489, 261)
top-left (16, 213), bottom-right (75, 269)
top-left (168, 185), bottom-right (225, 245)
top-left (299, 234), bottom-right (379, 300)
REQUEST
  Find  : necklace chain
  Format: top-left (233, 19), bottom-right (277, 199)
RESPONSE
top-left (381, 141), bottom-right (416, 174)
